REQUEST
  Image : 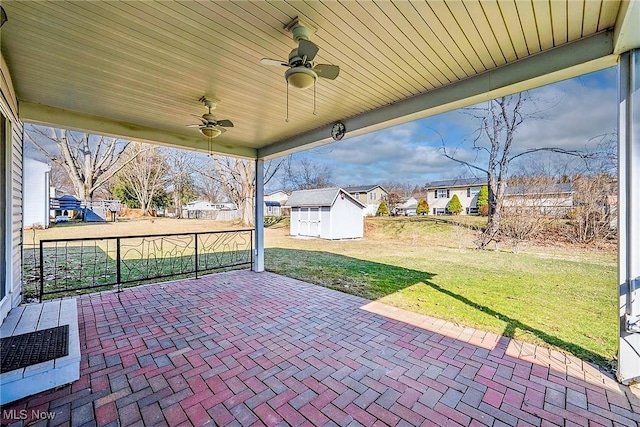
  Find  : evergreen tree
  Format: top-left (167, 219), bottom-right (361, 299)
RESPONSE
top-left (111, 180), bottom-right (139, 208)
top-left (416, 198), bottom-right (429, 215)
top-left (376, 201), bottom-right (389, 216)
top-left (447, 194), bottom-right (463, 215)
top-left (477, 185), bottom-right (489, 216)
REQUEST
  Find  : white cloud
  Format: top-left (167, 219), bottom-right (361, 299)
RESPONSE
top-left (303, 68), bottom-right (617, 185)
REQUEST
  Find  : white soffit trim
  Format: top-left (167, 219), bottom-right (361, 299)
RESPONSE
top-left (259, 31), bottom-right (616, 160)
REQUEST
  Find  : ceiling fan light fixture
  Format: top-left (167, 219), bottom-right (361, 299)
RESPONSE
top-left (285, 66), bottom-right (317, 89)
top-left (200, 127), bottom-right (222, 138)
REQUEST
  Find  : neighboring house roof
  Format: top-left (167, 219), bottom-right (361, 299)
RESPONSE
top-left (343, 184), bottom-right (387, 193)
top-left (286, 187), bottom-right (366, 208)
top-left (265, 191), bottom-right (288, 197)
top-left (504, 183), bottom-right (574, 196)
top-left (398, 197), bottom-right (418, 209)
top-left (265, 201), bottom-right (280, 207)
top-left (426, 178), bottom-right (486, 189)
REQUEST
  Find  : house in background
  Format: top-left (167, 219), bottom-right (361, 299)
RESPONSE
top-left (287, 188), bottom-right (365, 239)
top-left (264, 191), bottom-right (289, 216)
top-left (264, 201), bottom-right (282, 216)
top-left (184, 201), bottom-right (236, 211)
top-left (503, 183), bottom-right (574, 216)
top-left (396, 197), bottom-right (418, 216)
top-left (23, 158), bottom-right (51, 229)
top-left (343, 185), bottom-right (387, 216)
top-left (426, 178), bottom-right (485, 215)
top-left (264, 191), bottom-right (289, 206)
top-left (183, 201), bottom-right (239, 220)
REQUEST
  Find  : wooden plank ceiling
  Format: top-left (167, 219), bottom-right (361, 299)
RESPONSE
top-left (0, 1), bottom-right (625, 158)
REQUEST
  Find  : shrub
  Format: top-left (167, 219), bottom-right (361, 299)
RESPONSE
top-left (447, 194), bottom-right (463, 215)
top-left (416, 198), bottom-right (429, 215)
top-left (376, 201), bottom-right (389, 216)
top-left (477, 185), bottom-right (489, 216)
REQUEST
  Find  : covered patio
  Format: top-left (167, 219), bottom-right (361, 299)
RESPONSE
top-left (1, 1), bottom-right (640, 420)
top-left (2, 271), bottom-right (638, 426)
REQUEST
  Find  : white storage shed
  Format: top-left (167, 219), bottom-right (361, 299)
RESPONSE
top-left (286, 188), bottom-right (365, 240)
top-left (23, 158), bottom-right (51, 229)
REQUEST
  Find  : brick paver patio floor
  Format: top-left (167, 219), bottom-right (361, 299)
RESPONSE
top-left (2, 270), bottom-right (639, 426)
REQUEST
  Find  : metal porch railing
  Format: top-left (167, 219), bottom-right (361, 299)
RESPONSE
top-left (27, 229), bottom-right (253, 301)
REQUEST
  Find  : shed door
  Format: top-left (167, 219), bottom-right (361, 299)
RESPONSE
top-left (299, 207), bottom-right (321, 237)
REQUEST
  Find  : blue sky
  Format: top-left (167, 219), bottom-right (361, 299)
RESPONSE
top-left (293, 66), bottom-right (618, 187)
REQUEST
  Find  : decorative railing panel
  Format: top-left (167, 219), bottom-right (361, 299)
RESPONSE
top-left (32, 229), bottom-right (253, 301)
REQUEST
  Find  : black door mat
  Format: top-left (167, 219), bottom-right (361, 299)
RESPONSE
top-left (0, 325), bottom-right (69, 373)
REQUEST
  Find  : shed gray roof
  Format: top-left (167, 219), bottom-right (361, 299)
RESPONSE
top-left (286, 188), bottom-right (365, 208)
top-left (426, 178), bottom-right (486, 189)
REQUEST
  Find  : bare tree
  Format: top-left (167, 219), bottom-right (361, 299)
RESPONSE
top-left (562, 133), bottom-right (618, 243)
top-left (442, 93), bottom-right (588, 248)
top-left (282, 157), bottom-right (332, 191)
top-left (195, 169), bottom-right (224, 203)
top-left (386, 191), bottom-right (403, 213)
top-left (382, 182), bottom-right (416, 199)
top-left (165, 149), bottom-right (197, 218)
top-left (500, 176), bottom-right (568, 253)
top-left (25, 125), bottom-right (133, 201)
top-left (200, 157), bottom-right (284, 226)
top-left (49, 162), bottom-right (75, 196)
top-left (586, 133), bottom-right (617, 175)
top-left (116, 143), bottom-right (168, 215)
top-left (566, 174), bottom-right (617, 243)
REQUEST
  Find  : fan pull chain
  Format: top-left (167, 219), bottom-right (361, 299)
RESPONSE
top-left (313, 80), bottom-right (317, 115)
top-left (285, 82), bottom-right (290, 122)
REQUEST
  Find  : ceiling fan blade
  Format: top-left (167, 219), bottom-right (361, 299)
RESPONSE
top-left (314, 64), bottom-right (340, 80)
top-left (191, 114), bottom-right (208, 123)
top-left (298, 40), bottom-right (319, 62)
top-left (261, 58), bottom-right (288, 67)
top-left (187, 124), bottom-right (203, 128)
top-left (216, 119), bottom-right (234, 128)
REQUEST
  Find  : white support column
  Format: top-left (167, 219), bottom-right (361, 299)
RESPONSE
top-left (617, 49), bottom-right (640, 385)
top-left (254, 159), bottom-right (265, 272)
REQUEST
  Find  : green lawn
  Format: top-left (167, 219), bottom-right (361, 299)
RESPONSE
top-left (25, 216), bottom-right (618, 371)
top-left (265, 216), bottom-right (617, 371)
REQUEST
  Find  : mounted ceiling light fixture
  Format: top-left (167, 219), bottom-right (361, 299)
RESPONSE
top-left (260, 17), bottom-right (340, 121)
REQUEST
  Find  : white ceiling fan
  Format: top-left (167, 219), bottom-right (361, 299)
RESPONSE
top-left (187, 97), bottom-right (233, 139)
top-left (261, 18), bottom-right (340, 120)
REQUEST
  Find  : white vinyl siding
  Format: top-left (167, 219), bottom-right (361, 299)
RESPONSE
top-left (428, 183), bottom-right (484, 216)
top-left (0, 114), bottom-right (6, 301)
top-left (288, 189), bottom-right (363, 239)
top-left (1, 52), bottom-right (23, 322)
